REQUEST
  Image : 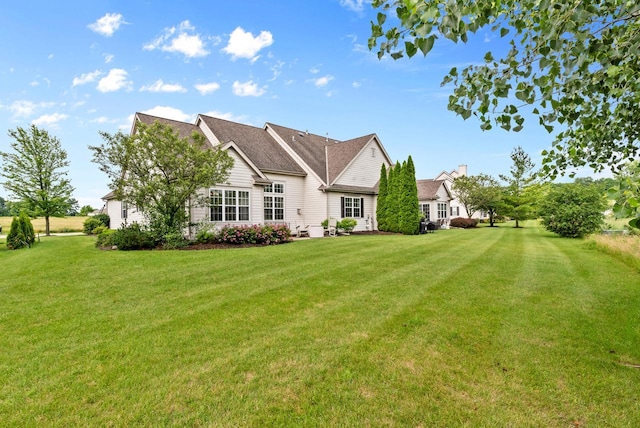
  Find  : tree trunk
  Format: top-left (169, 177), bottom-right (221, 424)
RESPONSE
top-left (45, 216), bottom-right (50, 236)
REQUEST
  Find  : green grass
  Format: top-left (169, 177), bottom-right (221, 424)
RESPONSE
top-left (1, 226), bottom-right (639, 426)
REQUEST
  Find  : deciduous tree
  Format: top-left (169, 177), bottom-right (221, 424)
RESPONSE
top-left (0, 125), bottom-right (74, 236)
top-left (369, 0), bottom-right (640, 177)
top-left (608, 161), bottom-right (640, 229)
top-left (89, 120), bottom-right (234, 239)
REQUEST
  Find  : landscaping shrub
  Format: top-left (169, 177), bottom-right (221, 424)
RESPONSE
top-left (195, 228), bottom-right (216, 244)
top-left (110, 223), bottom-right (157, 250)
top-left (539, 183), bottom-right (606, 238)
top-left (6, 212), bottom-right (36, 249)
top-left (162, 232), bottom-right (189, 250)
top-left (93, 213), bottom-right (110, 228)
top-left (338, 218), bottom-right (358, 233)
top-left (217, 224), bottom-right (290, 245)
top-left (450, 217), bottom-right (479, 228)
top-left (95, 228), bottom-right (115, 248)
top-left (83, 217), bottom-right (104, 235)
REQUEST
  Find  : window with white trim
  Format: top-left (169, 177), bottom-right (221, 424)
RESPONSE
top-left (121, 202), bottom-right (128, 219)
top-left (264, 183), bottom-right (285, 221)
top-left (420, 203), bottom-right (430, 221)
top-left (437, 202), bottom-right (447, 219)
top-left (341, 196), bottom-right (363, 218)
top-left (210, 188), bottom-right (250, 222)
top-left (450, 206), bottom-right (460, 216)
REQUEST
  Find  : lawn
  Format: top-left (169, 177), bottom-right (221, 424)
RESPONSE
top-left (1, 225), bottom-right (639, 426)
top-left (0, 216), bottom-right (87, 234)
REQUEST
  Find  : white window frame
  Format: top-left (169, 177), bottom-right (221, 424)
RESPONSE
top-left (121, 202), bottom-right (128, 219)
top-left (210, 188), bottom-right (250, 222)
top-left (420, 203), bottom-right (430, 221)
top-left (437, 202), bottom-right (447, 219)
top-left (343, 196), bottom-right (362, 218)
top-left (264, 183), bottom-right (285, 222)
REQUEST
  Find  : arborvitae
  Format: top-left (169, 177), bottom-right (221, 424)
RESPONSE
top-left (6, 212), bottom-right (35, 249)
top-left (376, 164), bottom-right (388, 232)
top-left (399, 155), bottom-right (420, 235)
top-left (386, 162), bottom-right (401, 233)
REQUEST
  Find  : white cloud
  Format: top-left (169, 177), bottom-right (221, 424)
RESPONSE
top-left (48, 54), bottom-right (54, 60)
top-left (30, 81), bottom-right (39, 87)
top-left (223, 27), bottom-right (273, 61)
top-left (312, 75), bottom-right (334, 88)
top-left (144, 20), bottom-right (209, 58)
top-left (72, 70), bottom-right (102, 87)
top-left (310, 67), bottom-right (320, 74)
top-left (352, 81), bottom-right (362, 88)
top-left (32, 113), bottom-right (69, 126)
top-left (88, 13), bottom-right (126, 37)
top-left (89, 116), bottom-right (111, 124)
top-left (140, 79), bottom-right (187, 93)
top-left (340, 0), bottom-right (366, 12)
top-left (9, 100), bottom-right (55, 118)
top-left (141, 106), bottom-right (192, 122)
top-left (104, 54), bottom-right (114, 63)
top-left (232, 80), bottom-right (266, 97)
top-left (194, 82), bottom-right (221, 95)
top-left (97, 69), bottom-right (132, 92)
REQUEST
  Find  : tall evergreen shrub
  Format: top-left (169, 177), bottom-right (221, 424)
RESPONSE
top-left (377, 164), bottom-right (388, 232)
top-left (6, 212), bottom-right (36, 249)
top-left (399, 156), bottom-right (420, 235)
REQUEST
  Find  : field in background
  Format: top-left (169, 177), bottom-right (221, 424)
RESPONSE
top-left (0, 216), bottom-right (87, 233)
top-left (1, 225), bottom-right (639, 426)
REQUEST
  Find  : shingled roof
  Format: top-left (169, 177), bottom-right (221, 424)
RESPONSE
top-left (417, 179), bottom-right (449, 200)
top-left (132, 113), bottom-right (381, 184)
top-left (136, 112), bottom-right (206, 145)
top-left (199, 115), bottom-right (305, 176)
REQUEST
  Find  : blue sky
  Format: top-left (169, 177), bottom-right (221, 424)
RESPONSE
top-left (1, 0), bottom-right (565, 209)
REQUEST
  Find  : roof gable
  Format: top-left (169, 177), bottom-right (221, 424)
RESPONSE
top-left (417, 179), bottom-right (452, 200)
top-left (198, 115), bottom-right (305, 176)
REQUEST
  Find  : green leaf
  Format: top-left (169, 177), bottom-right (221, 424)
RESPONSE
top-left (405, 41), bottom-right (417, 58)
top-left (416, 36), bottom-right (435, 56)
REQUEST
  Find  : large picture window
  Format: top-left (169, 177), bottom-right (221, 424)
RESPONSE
top-left (264, 183), bottom-right (285, 221)
top-left (341, 196), bottom-right (363, 218)
top-left (210, 188), bottom-right (250, 222)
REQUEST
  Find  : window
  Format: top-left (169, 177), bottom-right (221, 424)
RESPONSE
top-left (437, 202), bottom-right (447, 219)
top-left (210, 188), bottom-right (250, 222)
top-left (450, 206), bottom-right (459, 216)
top-left (121, 202), bottom-right (128, 219)
top-left (341, 196), bottom-right (363, 218)
top-left (264, 183), bottom-right (285, 221)
top-left (420, 203), bottom-right (430, 221)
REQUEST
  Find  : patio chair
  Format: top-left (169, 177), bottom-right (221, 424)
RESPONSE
top-left (328, 217), bottom-right (337, 237)
top-left (296, 221), bottom-right (309, 238)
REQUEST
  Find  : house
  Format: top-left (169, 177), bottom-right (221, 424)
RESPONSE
top-left (433, 164), bottom-right (487, 219)
top-left (416, 179), bottom-right (453, 227)
top-left (102, 112), bottom-right (393, 233)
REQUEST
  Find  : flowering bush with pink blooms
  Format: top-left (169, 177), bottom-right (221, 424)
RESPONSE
top-left (197, 224), bottom-right (291, 246)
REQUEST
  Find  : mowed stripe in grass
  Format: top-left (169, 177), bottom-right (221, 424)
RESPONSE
top-left (1, 227), bottom-right (639, 426)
